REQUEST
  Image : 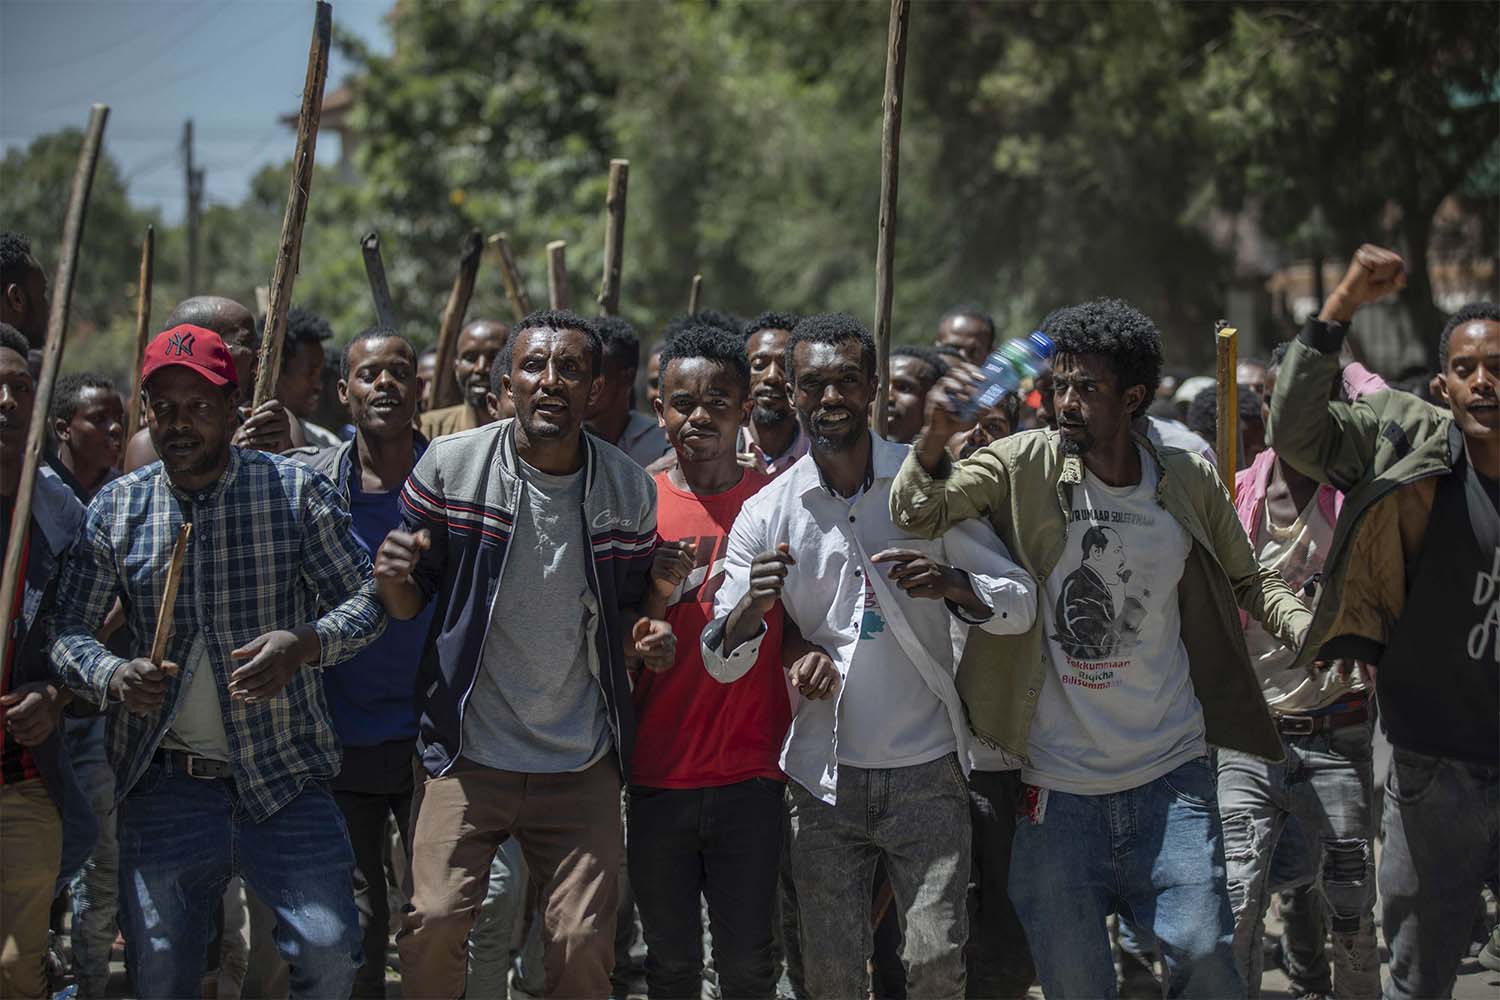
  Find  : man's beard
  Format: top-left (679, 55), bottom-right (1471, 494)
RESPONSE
top-left (163, 437), bottom-right (227, 478)
top-left (806, 411), bottom-right (866, 452)
top-left (752, 402), bottom-right (791, 428)
top-left (1059, 426), bottom-right (1094, 456)
top-left (521, 410), bottom-right (567, 439)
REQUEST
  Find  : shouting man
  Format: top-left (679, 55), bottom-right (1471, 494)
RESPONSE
top-left (380, 310), bottom-right (672, 999)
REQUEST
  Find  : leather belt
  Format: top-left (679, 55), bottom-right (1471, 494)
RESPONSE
top-left (1276, 699), bottom-right (1370, 737)
top-left (155, 748), bottom-right (233, 780)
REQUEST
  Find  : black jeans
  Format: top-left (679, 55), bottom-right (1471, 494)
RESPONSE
top-left (331, 739), bottom-right (416, 999)
top-left (628, 777), bottom-right (786, 999)
top-left (965, 769), bottom-right (1035, 1000)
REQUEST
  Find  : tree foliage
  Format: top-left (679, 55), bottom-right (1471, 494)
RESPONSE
top-left (4, 0), bottom-right (1495, 384)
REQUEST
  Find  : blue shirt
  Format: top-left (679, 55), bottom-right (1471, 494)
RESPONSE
top-left (325, 478), bottom-right (435, 747)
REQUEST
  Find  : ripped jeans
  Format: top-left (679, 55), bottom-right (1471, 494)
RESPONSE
top-left (1217, 716), bottom-right (1380, 1000)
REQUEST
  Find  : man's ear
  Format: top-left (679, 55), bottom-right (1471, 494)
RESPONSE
top-left (1123, 382), bottom-right (1148, 419)
top-left (485, 391), bottom-right (503, 421)
top-left (1433, 371), bottom-right (1451, 408)
top-left (586, 374), bottom-right (604, 411)
top-left (51, 415), bottom-right (70, 444)
top-left (336, 379), bottom-right (350, 408)
top-left (2, 281), bottom-right (24, 317)
top-left (653, 394), bottom-right (666, 429)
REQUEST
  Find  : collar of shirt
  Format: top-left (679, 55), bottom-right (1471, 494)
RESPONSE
top-left (758, 434), bottom-right (974, 802)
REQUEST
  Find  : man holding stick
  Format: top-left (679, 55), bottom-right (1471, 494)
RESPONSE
top-left (419, 318), bottom-right (508, 440)
top-left (888, 298), bottom-right (1311, 998)
top-left (379, 309), bottom-right (671, 999)
top-left (51, 324), bottom-right (385, 998)
top-left (123, 296), bottom-right (292, 471)
top-left (0, 324), bottom-right (93, 1000)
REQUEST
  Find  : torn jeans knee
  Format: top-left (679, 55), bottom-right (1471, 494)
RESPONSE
top-left (1320, 838), bottom-right (1372, 934)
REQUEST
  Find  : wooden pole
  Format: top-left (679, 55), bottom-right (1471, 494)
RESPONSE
top-left (251, 0), bottom-right (332, 408)
top-left (596, 159), bottom-right (629, 316)
top-left (360, 230), bottom-right (398, 330)
top-left (1215, 322), bottom-right (1239, 496)
top-left (127, 225), bottom-right (154, 432)
top-left (431, 229), bottom-right (484, 409)
top-left (872, 0), bottom-right (911, 437)
top-left (687, 273), bottom-right (703, 315)
top-left (547, 241), bottom-right (569, 310)
top-left (490, 233), bottom-right (532, 321)
top-left (0, 103), bottom-right (109, 672)
top-left (148, 523), bottom-right (192, 668)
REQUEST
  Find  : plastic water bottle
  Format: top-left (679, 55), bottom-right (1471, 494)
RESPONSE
top-left (959, 330), bottom-right (1054, 419)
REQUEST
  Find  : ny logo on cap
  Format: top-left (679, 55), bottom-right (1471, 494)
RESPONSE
top-left (167, 331), bottom-right (196, 357)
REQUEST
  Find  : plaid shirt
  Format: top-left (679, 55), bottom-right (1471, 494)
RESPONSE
top-left (51, 448), bottom-right (385, 820)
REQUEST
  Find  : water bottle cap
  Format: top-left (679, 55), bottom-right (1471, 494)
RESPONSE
top-left (1027, 330), bottom-right (1054, 358)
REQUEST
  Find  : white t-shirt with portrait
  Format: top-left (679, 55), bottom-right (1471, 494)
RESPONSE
top-left (1025, 446), bottom-right (1206, 794)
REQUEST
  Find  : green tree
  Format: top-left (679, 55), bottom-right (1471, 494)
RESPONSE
top-left (0, 128), bottom-right (163, 337)
top-left (1195, 1), bottom-right (1500, 363)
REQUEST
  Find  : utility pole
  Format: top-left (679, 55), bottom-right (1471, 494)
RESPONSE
top-left (182, 119), bottom-right (204, 296)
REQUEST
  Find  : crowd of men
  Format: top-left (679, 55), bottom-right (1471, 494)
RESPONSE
top-left (0, 226), bottom-right (1495, 1000)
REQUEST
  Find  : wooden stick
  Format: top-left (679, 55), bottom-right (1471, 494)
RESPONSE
top-left (687, 273), bottom-right (703, 315)
top-left (872, 0), bottom-right (911, 438)
top-left (0, 104), bottom-right (109, 673)
top-left (148, 523), bottom-right (192, 667)
top-left (490, 233), bottom-right (532, 321)
top-left (251, 0), bottom-right (332, 408)
top-left (596, 159), bottom-right (629, 316)
top-left (547, 241), bottom-right (569, 310)
top-left (360, 230), bottom-right (397, 330)
top-left (431, 229), bottom-right (484, 409)
top-left (1215, 322), bottom-right (1239, 496)
top-left (126, 225), bottom-right (154, 432)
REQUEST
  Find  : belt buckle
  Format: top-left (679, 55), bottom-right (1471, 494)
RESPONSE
top-left (184, 755), bottom-right (217, 780)
top-left (1280, 715), bottom-right (1316, 736)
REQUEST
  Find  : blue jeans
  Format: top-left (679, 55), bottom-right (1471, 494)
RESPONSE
top-left (1380, 748), bottom-right (1499, 1000)
top-left (1009, 757), bottom-right (1242, 999)
top-left (117, 758), bottom-right (361, 999)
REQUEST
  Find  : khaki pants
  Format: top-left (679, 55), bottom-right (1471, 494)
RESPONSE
top-left (398, 754), bottom-right (622, 1000)
top-left (0, 779), bottom-right (62, 1000)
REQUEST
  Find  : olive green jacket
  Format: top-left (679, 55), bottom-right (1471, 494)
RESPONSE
top-left (888, 429), bottom-right (1310, 762)
top-left (1267, 323), bottom-right (1460, 671)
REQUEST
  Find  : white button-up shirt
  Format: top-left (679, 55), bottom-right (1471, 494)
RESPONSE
top-left (702, 434), bottom-right (1036, 803)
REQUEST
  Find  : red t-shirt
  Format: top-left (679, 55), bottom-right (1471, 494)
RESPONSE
top-left (632, 469), bottom-right (790, 788)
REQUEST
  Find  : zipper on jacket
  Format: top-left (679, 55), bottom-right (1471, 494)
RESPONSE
top-left (438, 460), bottom-right (523, 778)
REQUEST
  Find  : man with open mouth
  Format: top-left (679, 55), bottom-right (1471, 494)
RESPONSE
top-left (51, 323), bottom-right (385, 998)
top-left (1268, 244), bottom-right (1499, 1000)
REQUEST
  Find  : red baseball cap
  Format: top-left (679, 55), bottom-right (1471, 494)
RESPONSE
top-left (141, 324), bottom-right (238, 388)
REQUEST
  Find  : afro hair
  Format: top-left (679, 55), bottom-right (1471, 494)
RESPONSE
top-left (1041, 298), bottom-right (1163, 418)
top-left (593, 315), bottom-right (641, 370)
top-left (891, 344), bottom-right (949, 385)
top-left (745, 311), bottom-right (801, 341)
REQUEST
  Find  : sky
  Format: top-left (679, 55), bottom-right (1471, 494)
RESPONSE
top-left (1, 0), bottom-right (394, 224)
